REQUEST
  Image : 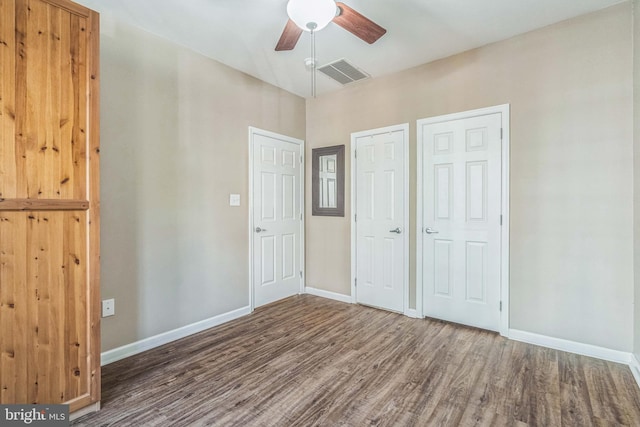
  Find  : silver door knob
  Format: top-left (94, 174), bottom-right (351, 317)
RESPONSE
top-left (425, 227), bottom-right (439, 234)
top-left (389, 227), bottom-right (402, 234)
top-left (255, 227), bottom-right (267, 233)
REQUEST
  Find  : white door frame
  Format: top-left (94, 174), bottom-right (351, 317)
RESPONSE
top-left (416, 105), bottom-right (510, 336)
top-left (350, 123), bottom-right (410, 315)
top-left (248, 127), bottom-right (305, 312)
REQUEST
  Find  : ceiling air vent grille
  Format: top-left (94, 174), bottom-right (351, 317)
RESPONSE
top-left (318, 59), bottom-right (369, 85)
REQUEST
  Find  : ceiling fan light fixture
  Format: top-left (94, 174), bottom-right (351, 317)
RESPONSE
top-left (287, 0), bottom-right (337, 32)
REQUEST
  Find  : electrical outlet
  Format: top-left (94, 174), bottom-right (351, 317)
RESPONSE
top-left (102, 299), bottom-right (115, 317)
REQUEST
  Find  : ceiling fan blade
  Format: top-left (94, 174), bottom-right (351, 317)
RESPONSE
top-left (333, 2), bottom-right (386, 44)
top-left (275, 19), bottom-right (303, 51)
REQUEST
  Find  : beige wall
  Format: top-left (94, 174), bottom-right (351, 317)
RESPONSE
top-left (100, 16), bottom-right (305, 351)
top-left (99, 4), bottom-right (635, 355)
top-left (634, 0), bottom-right (640, 359)
top-left (306, 4), bottom-right (633, 351)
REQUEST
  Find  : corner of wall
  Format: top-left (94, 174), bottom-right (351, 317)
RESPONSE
top-left (634, 0), bottom-right (640, 360)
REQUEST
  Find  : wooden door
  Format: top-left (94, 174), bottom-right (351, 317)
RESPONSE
top-left (0, 0), bottom-right (100, 412)
top-left (353, 125), bottom-right (408, 313)
top-left (419, 112), bottom-right (502, 331)
top-left (251, 128), bottom-right (303, 308)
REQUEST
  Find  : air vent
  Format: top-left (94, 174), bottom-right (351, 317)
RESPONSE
top-left (318, 59), bottom-right (369, 85)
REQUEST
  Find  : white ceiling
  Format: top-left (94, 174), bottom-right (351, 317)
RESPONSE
top-left (75, 0), bottom-right (624, 98)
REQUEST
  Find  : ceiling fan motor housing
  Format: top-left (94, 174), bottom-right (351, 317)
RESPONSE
top-left (275, 1), bottom-right (387, 52)
top-left (287, 0), bottom-right (337, 32)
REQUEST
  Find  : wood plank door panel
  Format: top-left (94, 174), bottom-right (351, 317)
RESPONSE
top-left (0, 211), bottom-right (88, 404)
top-left (0, 0), bottom-right (99, 412)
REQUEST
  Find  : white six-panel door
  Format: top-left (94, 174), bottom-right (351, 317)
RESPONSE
top-left (251, 128), bottom-right (303, 308)
top-left (419, 112), bottom-right (503, 331)
top-left (353, 125), bottom-right (408, 313)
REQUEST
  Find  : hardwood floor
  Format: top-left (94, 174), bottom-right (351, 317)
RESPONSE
top-left (73, 295), bottom-right (640, 426)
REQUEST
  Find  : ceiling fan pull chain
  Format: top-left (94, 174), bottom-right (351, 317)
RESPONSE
top-left (311, 27), bottom-right (316, 98)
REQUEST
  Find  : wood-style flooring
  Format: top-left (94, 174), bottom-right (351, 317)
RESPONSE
top-left (73, 295), bottom-right (640, 426)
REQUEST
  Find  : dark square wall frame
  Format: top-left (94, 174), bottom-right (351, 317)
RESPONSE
top-left (312, 145), bottom-right (345, 216)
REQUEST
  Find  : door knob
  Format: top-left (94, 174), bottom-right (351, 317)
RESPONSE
top-left (425, 227), bottom-right (439, 234)
top-left (255, 227), bottom-right (267, 233)
top-left (389, 227), bottom-right (402, 234)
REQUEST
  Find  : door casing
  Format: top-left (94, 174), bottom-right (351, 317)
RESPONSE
top-left (350, 123), bottom-right (410, 315)
top-left (248, 127), bottom-right (305, 311)
top-left (416, 104), bottom-right (510, 336)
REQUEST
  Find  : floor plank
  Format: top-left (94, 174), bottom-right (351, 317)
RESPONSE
top-left (72, 295), bottom-right (640, 426)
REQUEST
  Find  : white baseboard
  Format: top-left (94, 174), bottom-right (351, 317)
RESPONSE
top-left (101, 306), bottom-right (251, 366)
top-left (305, 288), bottom-right (423, 320)
top-left (508, 329), bottom-right (631, 365)
top-left (404, 309), bottom-right (421, 319)
top-left (99, 299), bottom-right (640, 392)
top-left (630, 353), bottom-right (640, 390)
top-left (304, 287), bottom-right (353, 304)
top-left (70, 402), bottom-right (100, 421)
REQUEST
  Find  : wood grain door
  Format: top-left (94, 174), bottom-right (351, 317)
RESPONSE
top-left (0, 0), bottom-right (100, 411)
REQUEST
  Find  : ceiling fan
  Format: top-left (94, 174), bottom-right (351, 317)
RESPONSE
top-left (275, 0), bottom-right (387, 51)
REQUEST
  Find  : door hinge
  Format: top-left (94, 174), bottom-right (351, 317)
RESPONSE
top-left (500, 214), bottom-right (503, 226)
top-left (300, 155), bottom-right (303, 164)
top-left (354, 214), bottom-right (357, 222)
top-left (354, 150), bottom-right (357, 159)
top-left (354, 278), bottom-right (357, 287)
top-left (500, 128), bottom-right (503, 140)
top-left (300, 213), bottom-right (303, 220)
top-left (300, 270), bottom-right (303, 278)
top-left (499, 301), bottom-right (502, 312)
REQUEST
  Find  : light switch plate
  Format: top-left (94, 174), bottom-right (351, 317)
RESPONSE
top-left (229, 194), bottom-right (240, 206)
top-left (102, 299), bottom-right (115, 317)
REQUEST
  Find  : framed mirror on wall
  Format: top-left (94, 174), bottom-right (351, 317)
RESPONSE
top-left (312, 145), bottom-right (345, 216)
